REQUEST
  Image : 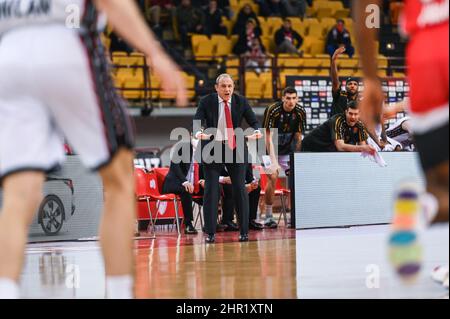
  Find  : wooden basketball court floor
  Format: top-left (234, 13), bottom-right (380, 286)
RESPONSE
top-left (19, 224), bottom-right (448, 299)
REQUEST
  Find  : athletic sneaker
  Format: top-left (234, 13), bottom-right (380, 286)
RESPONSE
top-left (265, 219), bottom-right (278, 229)
top-left (388, 182), bottom-right (423, 283)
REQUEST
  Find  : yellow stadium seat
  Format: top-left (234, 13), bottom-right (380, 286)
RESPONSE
top-left (279, 70), bottom-right (300, 87)
top-left (290, 18), bottom-right (307, 37)
top-left (302, 18), bottom-right (320, 31)
top-left (112, 74), bottom-right (123, 88)
top-left (377, 69), bottom-right (388, 78)
top-left (262, 73), bottom-right (274, 99)
top-left (112, 51), bottom-right (128, 57)
top-left (230, 34), bottom-right (239, 47)
top-left (222, 17), bottom-right (233, 36)
top-left (134, 68), bottom-right (145, 83)
top-left (191, 34), bottom-right (209, 49)
top-left (316, 69), bottom-right (330, 76)
top-left (308, 23), bottom-right (325, 39)
top-left (116, 68), bottom-right (135, 81)
top-left (320, 58), bottom-right (331, 67)
top-left (258, 18), bottom-right (271, 37)
top-left (393, 72), bottom-right (406, 78)
top-left (309, 40), bottom-right (326, 55)
top-left (321, 17), bottom-right (337, 31)
top-left (160, 91), bottom-right (177, 100)
top-left (338, 59), bottom-right (359, 68)
top-left (182, 72), bottom-right (196, 89)
top-left (299, 68), bottom-right (318, 76)
top-left (267, 17), bottom-right (284, 36)
top-left (245, 78), bottom-right (264, 99)
top-left (149, 74), bottom-right (161, 89)
top-left (353, 70), bottom-right (364, 78)
top-left (122, 81), bottom-right (143, 100)
top-left (334, 8), bottom-right (351, 19)
top-left (261, 37), bottom-right (274, 54)
top-left (226, 57), bottom-right (240, 79)
top-left (283, 58), bottom-right (303, 69)
top-left (343, 18), bottom-right (353, 28)
top-left (378, 57), bottom-right (388, 68)
top-left (211, 35), bottom-right (232, 56)
top-left (316, 7), bottom-right (333, 19)
top-left (193, 40), bottom-right (214, 61)
top-left (339, 69), bottom-right (356, 77)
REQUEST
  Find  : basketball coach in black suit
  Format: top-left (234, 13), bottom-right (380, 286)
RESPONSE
top-left (193, 74), bottom-right (262, 243)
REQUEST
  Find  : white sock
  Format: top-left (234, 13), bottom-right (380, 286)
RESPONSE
top-left (106, 275), bottom-right (134, 299)
top-left (0, 278), bottom-right (20, 299)
top-left (265, 205), bottom-right (273, 220)
top-left (420, 192), bottom-right (439, 225)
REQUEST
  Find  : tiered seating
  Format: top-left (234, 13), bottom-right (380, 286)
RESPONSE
top-left (244, 72), bottom-right (273, 99)
top-left (112, 51), bottom-right (196, 101)
top-left (307, 0), bottom-right (351, 19)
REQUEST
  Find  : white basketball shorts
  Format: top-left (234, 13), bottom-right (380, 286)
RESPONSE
top-left (0, 25), bottom-right (135, 180)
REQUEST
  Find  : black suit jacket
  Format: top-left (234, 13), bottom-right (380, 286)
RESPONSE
top-left (221, 163), bottom-right (254, 184)
top-left (193, 93), bottom-right (261, 163)
top-left (162, 142), bottom-right (203, 193)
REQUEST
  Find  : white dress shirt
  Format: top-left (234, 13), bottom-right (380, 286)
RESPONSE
top-left (216, 96), bottom-right (232, 142)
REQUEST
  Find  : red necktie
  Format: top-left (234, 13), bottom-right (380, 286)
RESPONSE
top-left (224, 100), bottom-right (236, 150)
top-left (193, 162), bottom-right (200, 194)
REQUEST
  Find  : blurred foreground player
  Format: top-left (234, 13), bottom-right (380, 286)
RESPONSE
top-left (0, 0), bottom-right (187, 298)
top-left (354, 0), bottom-right (448, 285)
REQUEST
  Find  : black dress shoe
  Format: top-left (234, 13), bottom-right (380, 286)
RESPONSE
top-left (184, 223), bottom-right (198, 235)
top-left (224, 222), bottom-right (239, 232)
top-left (249, 220), bottom-right (264, 231)
top-left (205, 234), bottom-right (216, 244)
top-left (239, 234), bottom-right (249, 242)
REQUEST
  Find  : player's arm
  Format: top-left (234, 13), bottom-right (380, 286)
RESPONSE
top-left (335, 140), bottom-right (375, 154)
top-left (353, 0), bottom-right (384, 133)
top-left (331, 47), bottom-right (346, 93)
top-left (265, 130), bottom-right (280, 167)
top-left (294, 132), bottom-right (302, 152)
top-left (366, 126), bottom-right (386, 149)
top-left (94, 0), bottom-right (187, 106)
top-left (382, 98), bottom-right (408, 120)
top-left (262, 108), bottom-right (279, 166)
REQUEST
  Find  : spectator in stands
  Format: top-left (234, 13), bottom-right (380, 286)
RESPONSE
top-left (217, 0), bottom-right (233, 19)
top-left (161, 139), bottom-right (203, 235)
top-left (244, 37), bottom-right (270, 75)
top-left (220, 164), bottom-right (264, 231)
top-left (330, 47), bottom-right (359, 116)
top-left (258, 0), bottom-right (289, 18)
top-left (274, 18), bottom-right (303, 55)
top-left (233, 18), bottom-right (262, 55)
top-left (204, 0), bottom-right (228, 36)
top-left (232, 3), bottom-right (260, 35)
top-left (176, 0), bottom-right (206, 47)
top-left (144, 0), bottom-right (174, 36)
top-left (302, 101), bottom-right (376, 154)
top-left (283, 0), bottom-right (308, 18)
top-left (325, 19), bottom-right (355, 58)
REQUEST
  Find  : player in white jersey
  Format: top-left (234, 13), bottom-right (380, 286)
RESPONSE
top-left (0, 0), bottom-right (187, 299)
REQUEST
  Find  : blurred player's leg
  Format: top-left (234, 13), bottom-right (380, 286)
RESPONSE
top-left (0, 172), bottom-right (45, 298)
top-left (98, 149), bottom-right (136, 299)
top-left (389, 182), bottom-right (423, 282)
